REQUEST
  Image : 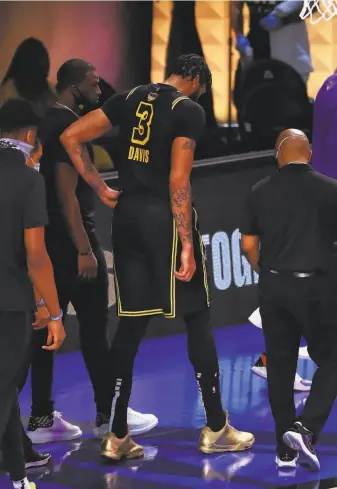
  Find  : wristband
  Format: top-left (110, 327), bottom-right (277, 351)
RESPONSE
top-left (78, 247), bottom-right (93, 256)
top-left (36, 298), bottom-right (45, 308)
top-left (49, 310), bottom-right (63, 321)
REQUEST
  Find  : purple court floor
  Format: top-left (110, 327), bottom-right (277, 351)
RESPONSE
top-left (2, 323), bottom-right (336, 489)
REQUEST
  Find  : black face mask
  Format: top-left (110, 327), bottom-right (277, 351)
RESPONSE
top-left (73, 87), bottom-right (99, 116)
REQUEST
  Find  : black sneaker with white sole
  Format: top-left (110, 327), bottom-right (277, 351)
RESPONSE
top-left (275, 452), bottom-right (299, 469)
top-left (1, 450), bottom-right (50, 475)
top-left (283, 421), bottom-right (320, 471)
top-left (25, 450), bottom-right (51, 469)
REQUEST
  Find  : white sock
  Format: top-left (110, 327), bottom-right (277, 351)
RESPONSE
top-left (13, 478), bottom-right (31, 489)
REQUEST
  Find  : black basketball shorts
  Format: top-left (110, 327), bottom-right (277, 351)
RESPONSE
top-left (111, 196), bottom-right (209, 318)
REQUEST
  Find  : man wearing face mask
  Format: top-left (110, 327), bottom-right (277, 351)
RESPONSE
top-left (0, 131), bottom-right (53, 471)
top-left (0, 98), bottom-right (65, 489)
top-left (29, 59), bottom-right (158, 445)
top-left (241, 129), bottom-right (337, 471)
top-left (60, 53), bottom-right (255, 460)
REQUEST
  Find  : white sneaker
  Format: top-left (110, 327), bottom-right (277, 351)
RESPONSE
top-left (27, 411), bottom-right (82, 444)
top-left (251, 357), bottom-right (311, 392)
top-left (93, 408), bottom-right (158, 438)
top-left (299, 346), bottom-right (310, 359)
top-left (251, 365), bottom-right (267, 379)
top-left (293, 373), bottom-right (311, 392)
top-left (93, 413), bottom-right (109, 438)
top-left (275, 453), bottom-right (299, 469)
top-left (127, 408), bottom-right (158, 436)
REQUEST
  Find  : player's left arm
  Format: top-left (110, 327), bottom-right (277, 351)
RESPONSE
top-left (60, 92), bottom-right (127, 207)
top-left (240, 191), bottom-right (260, 273)
top-left (170, 101), bottom-right (205, 282)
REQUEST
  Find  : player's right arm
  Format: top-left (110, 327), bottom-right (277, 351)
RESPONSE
top-left (24, 173), bottom-right (65, 350)
top-left (60, 92), bottom-right (127, 207)
top-left (170, 101), bottom-right (206, 282)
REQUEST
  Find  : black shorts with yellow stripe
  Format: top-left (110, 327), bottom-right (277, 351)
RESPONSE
top-left (111, 195), bottom-right (210, 318)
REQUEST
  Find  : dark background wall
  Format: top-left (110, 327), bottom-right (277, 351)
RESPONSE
top-left (0, 2), bottom-right (153, 91)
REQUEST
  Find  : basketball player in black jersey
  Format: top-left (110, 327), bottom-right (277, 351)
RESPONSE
top-left (60, 54), bottom-right (255, 459)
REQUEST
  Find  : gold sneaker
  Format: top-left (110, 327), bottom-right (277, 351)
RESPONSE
top-left (199, 411), bottom-right (255, 454)
top-left (101, 432), bottom-right (144, 461)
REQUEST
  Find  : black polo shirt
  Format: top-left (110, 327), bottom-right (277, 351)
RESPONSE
top-left (240, 164), bottom-right (337, 273)
top-left (39, 107), bottom-right (95, 249)
top-left (0, 147), bottom-right (48, 311)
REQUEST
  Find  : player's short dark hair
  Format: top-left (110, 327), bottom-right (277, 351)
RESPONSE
top-left (170, 54), bottom-right (212, 89)
top-left (56, 58), bottom-right (96, 92)
top-left (0, 99), bottom-right (41, 133)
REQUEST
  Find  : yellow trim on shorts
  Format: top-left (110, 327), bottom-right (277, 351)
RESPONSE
top-left (193, 208), bottom-right (210, 307)
top-left (164, 219), bottom-right (178, 318)
top-left (126, 86), bottom-right (140, 100)
top-left (113, 218), bottom-right (178, 318)
top-left (172, 96), bottom-right (189, 110)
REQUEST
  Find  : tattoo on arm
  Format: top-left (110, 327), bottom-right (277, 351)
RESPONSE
top-left (79, 145), bottom-right (94, 172)
top-left (71, 143), bottom-right (93, 172)
top-left (181, 140), bottom-right (196, 151)
top-left (68, 141), bottom-right (106, 194)
top-left (173, 211), bottom-right (188, 228)
top-left (171, 187), bottom-right (191, 208)
top-left (170, 184), bottom-right (193, 246)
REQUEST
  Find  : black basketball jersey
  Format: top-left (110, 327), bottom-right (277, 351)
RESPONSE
top-left (101, 83), bottom-right (205, 200)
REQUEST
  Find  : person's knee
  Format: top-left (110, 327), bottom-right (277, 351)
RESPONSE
top-left (79, 311), bottom-right (109, 341)
top-left (80, 336), bottom-right (109, 361)
top-left (110, 316), bottom-right (148, 358)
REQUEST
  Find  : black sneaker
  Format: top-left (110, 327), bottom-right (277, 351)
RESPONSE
top-left (283, 422), bottom-right (320, 471)
top-left (25, 450), bottom-right (51, 469)
top-left (275, 452), bottom-right (299, 469)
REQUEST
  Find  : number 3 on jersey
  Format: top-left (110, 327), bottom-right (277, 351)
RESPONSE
top-left (131, 102), bottom-right (154, 146)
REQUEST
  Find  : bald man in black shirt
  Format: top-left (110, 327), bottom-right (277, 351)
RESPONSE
top-left (241, 129), bottom-right (337, 472)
